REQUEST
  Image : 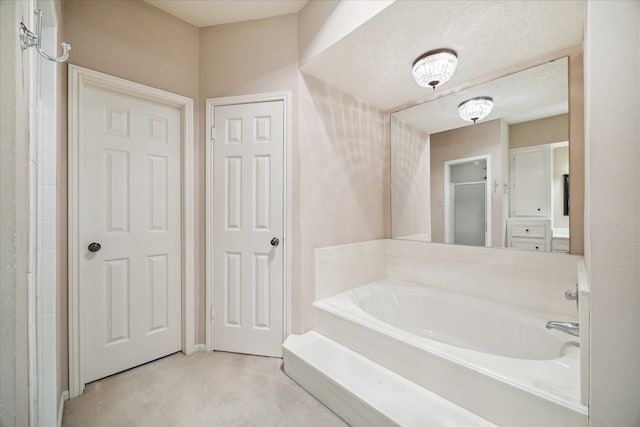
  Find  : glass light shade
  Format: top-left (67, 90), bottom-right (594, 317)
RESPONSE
top-left (412, 49), bottom-right (458, 89)
top-left (458, 96), bottom-right (494, 123)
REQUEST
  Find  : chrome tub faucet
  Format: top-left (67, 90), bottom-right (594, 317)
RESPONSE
top-left (546, 321), bottom-right (580, 337)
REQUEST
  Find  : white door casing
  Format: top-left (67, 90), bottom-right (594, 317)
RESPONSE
top-left (68, 65), bottom-right (195, 397)
top-left (206, 93), bottom-right (291, 357)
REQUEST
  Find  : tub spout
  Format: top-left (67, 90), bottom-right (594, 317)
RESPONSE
top-left (545, 321), bottom-right (579, 337)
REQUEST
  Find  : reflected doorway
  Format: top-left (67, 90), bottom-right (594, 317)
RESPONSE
top-left (444, 156), bottom-right (491, 247)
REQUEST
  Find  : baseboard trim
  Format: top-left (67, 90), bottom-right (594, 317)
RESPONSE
top-left (58, 390), bottom-right (70, 427)
top-left (192, 344), bottom-right (206, 352)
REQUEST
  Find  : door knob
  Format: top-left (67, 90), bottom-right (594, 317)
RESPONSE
top-left (270, 237), bottom-right (280, 247)
top-left (88, 242), bottom-right (102, 252)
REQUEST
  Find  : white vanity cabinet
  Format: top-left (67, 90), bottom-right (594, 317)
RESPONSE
top-left (552, 237), bottom-right (570, 253)
top-left (512, 239), bottom-right (548, 252)
top-left (509, 146), bottom-right (551, 217)
top-left (551, 228), bottom-right (570, 253)
top-left (507, 218), bottom-right (552, 252)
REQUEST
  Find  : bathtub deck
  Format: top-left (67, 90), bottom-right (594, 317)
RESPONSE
top-left (283, 331), bottom-right (495, 427)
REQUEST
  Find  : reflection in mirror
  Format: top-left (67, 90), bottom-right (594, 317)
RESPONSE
top-left (391, 57), bottom-right (570, 253)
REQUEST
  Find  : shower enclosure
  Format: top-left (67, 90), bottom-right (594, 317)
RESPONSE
top-left (445, 157), bottom-right (490, 247)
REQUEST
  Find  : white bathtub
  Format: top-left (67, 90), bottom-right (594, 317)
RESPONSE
top-left (313, 279), bottom-right (588, 426)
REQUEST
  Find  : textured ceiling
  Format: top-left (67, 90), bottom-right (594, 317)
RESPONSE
top-left (302, 0), bottom-right (584, 111)
top-left (144, 0), bottom-right (309, 27)
top-left (394, 57), bottom-right (568, 134)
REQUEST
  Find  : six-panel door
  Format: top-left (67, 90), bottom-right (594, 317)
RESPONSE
top-left (212, 101), bottom-right (284, 357)
top-left (80, 86), bottom-right (182, 382)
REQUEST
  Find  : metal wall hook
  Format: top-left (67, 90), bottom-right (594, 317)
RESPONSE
top-left (18, 9), bottom-right (71, 63)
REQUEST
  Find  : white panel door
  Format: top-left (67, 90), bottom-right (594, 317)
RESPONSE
top-left (80, 86), bottom-right (182, 383)
top-left (212, 101), bottom-right (284, 357)
top-left (510, 146), bottom-right (551, 217)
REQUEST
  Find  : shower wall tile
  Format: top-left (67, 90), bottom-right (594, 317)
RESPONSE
top-left (40, 281), bottom-right (56, 317)
top-left (39, 314), bottom-right (56, 349)
top-left (40, 119), bottom-right (57, 153)
top-left (35, 25), bottom-right (59, 424)
top-left (38, 346), bottom-right (56, 382)
top-left (38, 378), bottom-right (57, 414)
top-left (39, 249), bottom-right (56, 284)
top-left (39, 184), bottom-right (56, 216)
top-left (39, 152), bottom-right (56, 185)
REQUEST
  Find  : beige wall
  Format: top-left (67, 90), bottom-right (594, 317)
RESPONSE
top-left (61, 0), bottom-right (200, 389)
top-left (200, 14), bottom-right (299, 98)
top-left (63, 0), bottom-right (200, 99)
top-left (430, 119), bottom-right (506, 247)
top-left (585, 1), bottom-right (640, 423)
top-left (58, 5), bottom-right (390, 373)
top-left (199, 13), bottom-right (300, 338)
top-left (200, 14), bottom-right (389, 333)
top-left (509, 113), bottom-right (568, 149)
top-left (568, 50), bottom-right (584, 255)
top-left (298, 74), bottom-right (389, 330)
top-left (390, 116), bottom-right (430, 239)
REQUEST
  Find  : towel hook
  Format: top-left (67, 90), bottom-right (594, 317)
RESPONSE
top-left (18, 9), bottom-right (70, 63)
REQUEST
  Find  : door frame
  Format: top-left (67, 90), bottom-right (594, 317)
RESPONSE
top-left (205, 92), bottom-right (292, 353)
top-left (68, 65), bottom-right (195, 398)
top-left (443, 154), bottom-right (492, 247)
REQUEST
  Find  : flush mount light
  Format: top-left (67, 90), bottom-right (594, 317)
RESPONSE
top-left (412, 48), bottom-right (458, 90)
top-left (458, 96), bottom-right (494, 124)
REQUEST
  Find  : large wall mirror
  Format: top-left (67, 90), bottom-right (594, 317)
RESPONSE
top-left (391, 57), bottom-right (574, 253)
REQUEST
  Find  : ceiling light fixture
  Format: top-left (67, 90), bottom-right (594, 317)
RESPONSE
top-left (458, 96), bottom-right (494, 124)
top-left (412, 48), bottom-right (458, 90)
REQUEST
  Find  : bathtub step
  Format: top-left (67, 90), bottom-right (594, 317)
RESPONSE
top-left (283, 332), bottom-right (495, 427)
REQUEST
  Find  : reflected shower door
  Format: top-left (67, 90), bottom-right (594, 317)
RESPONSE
top-left (453, 182), bottom-right (486, 246)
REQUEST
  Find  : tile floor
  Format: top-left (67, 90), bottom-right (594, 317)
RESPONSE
top-left (62, 351), bottom-right (346, 427)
